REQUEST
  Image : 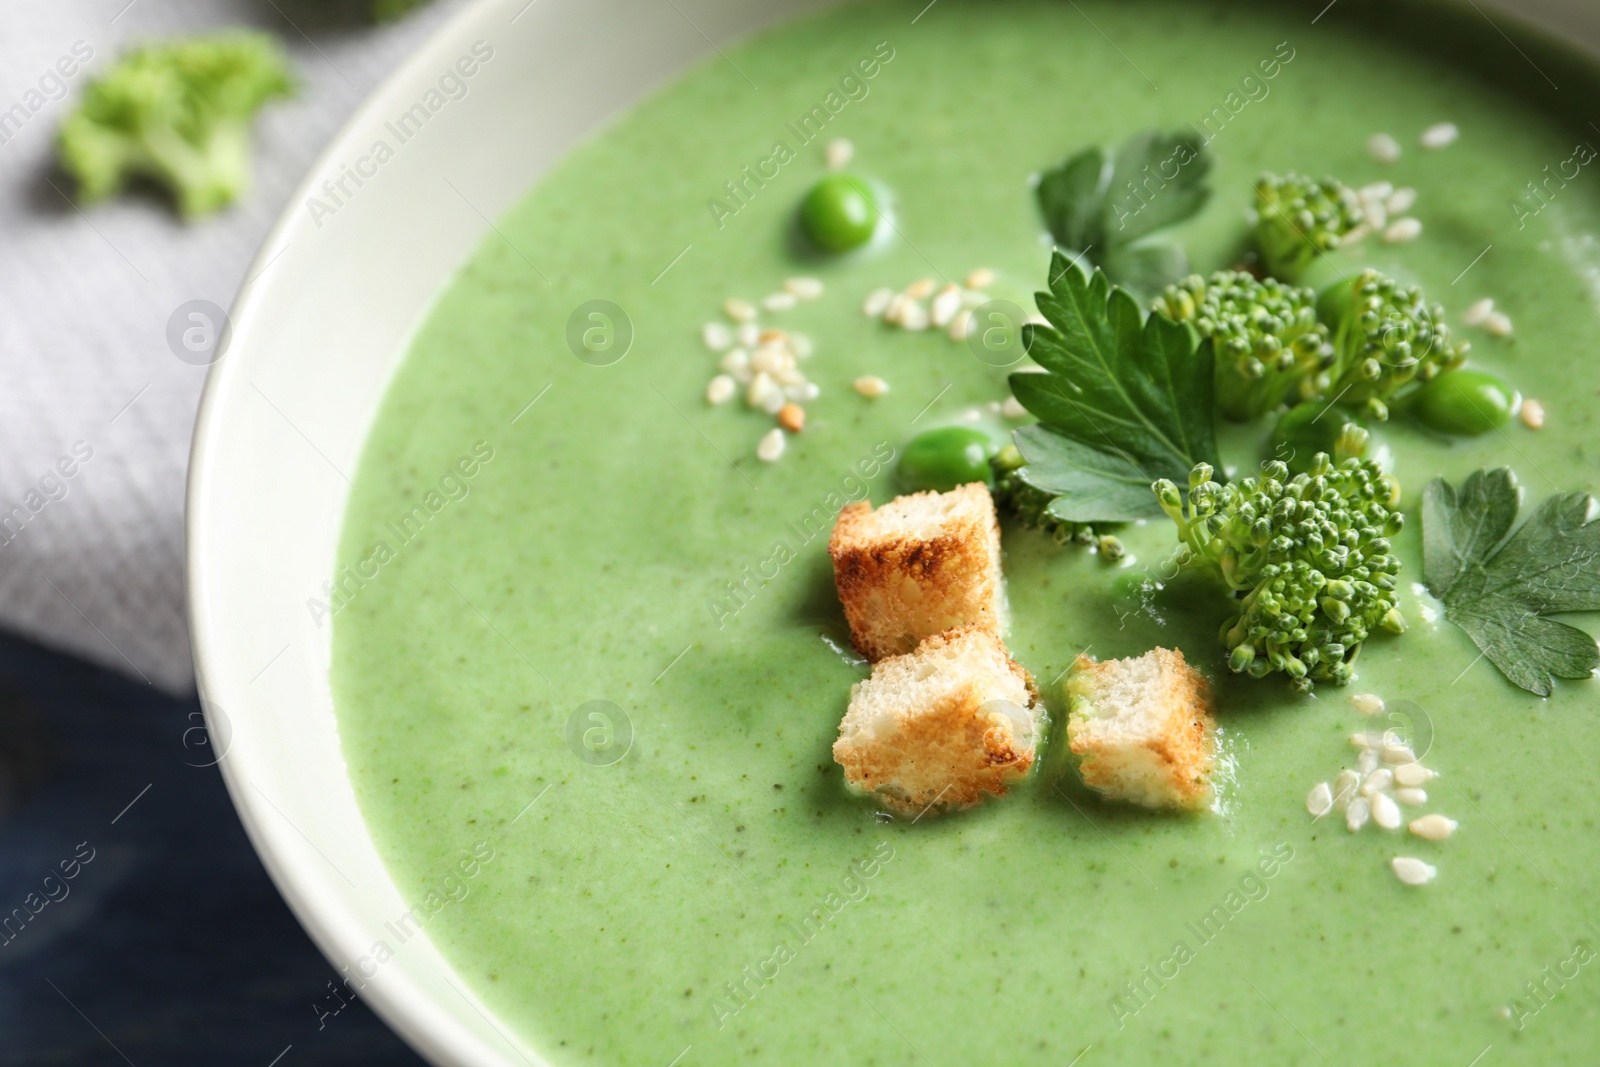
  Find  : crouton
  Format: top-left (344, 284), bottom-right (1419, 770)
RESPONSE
top-left (828, 482), bottom-right (1004, 662)
top-left (1066, 648), bottom-right (1216, 811)
top-left (833, 626), bottom-right (1041, 816)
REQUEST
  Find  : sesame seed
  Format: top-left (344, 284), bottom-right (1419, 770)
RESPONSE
top-left (1463, 298), bottom-right (1495, 326)
top-left (1369, 132), bottom-right (1402, 163)
top-left (1346, 796), bottom-right (1371, 832)
top-left (1387, 187), bottom-right (1418, 214)
top-left (905, 278), bottom-right (936, 300)
top-left (1391, 856), bottom-right (1438, 885)
top-left (883, 293), bottom-right (910, 325)
top-left (1342, 223), bottom-right (1373, 245)
top-left (1350, 730), bottom-right (1382, 749)
top-left (1362, 768), bottom-right (1395, 796)
top-left (1409, 814), bottom-right (1458, 840)
top-left (949, 308), bottom-right (975, 342)
top-left (1484, 311), bottom-right (1513, 337)
top-left (1357, 748), bottom-right (1380, 775)
top-left (931, 285), bottom-right (962, 327)
top-left (1333, 769), bottom-right (1362, 810)
top-left (762, 292), bottom-right (797, 313)
top-left (1350, 692), bottom-right (1385, 716)
top-left (1363, 200), bottom-right (1389, 231)
top-left (1520, 398), bottom-right (1545, 430)
top-left (787, 381), bottom-right (821, 402)
top-left (1383, 743), bottom-right (1417, 766)
top-left (1384, 218), bottom-right (1423, 244)
top-left (777, 403), bottom-right (806, 432)
top-left (853, 375), bottom-right (889, 398)
top-left (1393, 763), bottom-right (1435, 787)
top-left (1421, 122), bottom-right (1459, 149)
top-left (702, 322), bottom-right (733, 352)
top-left (863, 287), bottom-right (894, 317)
top-left (1372, 790), bottom-right (1402, 830)
top-left (1001, 396), bottom-right (1028, 419)
top-left (706, 375), bottom-right (736, 405)
top-left (1360, 181), bottom-right (1395, 201)
top-left (747, 372), bottom-right (785, 414)
top-left (825, 137), bottom-right (853, 170)
top-left (736, 322), bottom-right (760, 348)
top-left (756, 428), bottom-right (786, 463)
top-left (966, 267), bottom-right (996, 289)
top-left (1395, 787), bottom-right (1428, 807)
top-left (720, 348), bottom-right (751, 380)
top-left (1307, 781), bottom-right (1334, 817)
top-left (749, 346), bottom-right (792, 377)
top-left (784, 276), bottom-right (824, 300)
top-left (724, 298), bottom-right (757, 322)
top-left (758, 328), bottom-right (787, 344)
top-left (900, 302), bottom-right (931, 331)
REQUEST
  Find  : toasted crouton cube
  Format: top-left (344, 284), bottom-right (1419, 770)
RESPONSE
top-left (1066, 648), bottom-right (1216, 811)
top-left (833, 626), bottom-right (1041, 816)
top-left (828, 482), bottom-right (1004, 662)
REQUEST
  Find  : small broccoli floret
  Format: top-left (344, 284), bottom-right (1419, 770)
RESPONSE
top-left (1318, 269), bottom-right (1469, 421)
top-left (1154, 271), bottom-right (1335, 422)
top-left (1153, 456), bottom-right (1405, 691)
top-left (373, 0), bottom-right (434, 22)
top-left (1253, 172), bottom-right (1365, 282)
top-left (990, 445), bottom-right (1098, 547)
top-left (58, 32), bottom-right (294, 218)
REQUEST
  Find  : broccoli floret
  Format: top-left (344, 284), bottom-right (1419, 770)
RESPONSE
top-left (1154, 271), bottom-right (1335, 422)
top-left (1153, 456), bottom-right (1405, 691)
top-left (991, 445), bottom-right (1102, 547)
top-left (373, 0), bottom-right (434, 21)
top-left (58, 32), bottom-right (295, 219)
top-left (1253, 172), bottom-right (1365, 282)
top-left (1318, 269), bottom-right (1469, 421)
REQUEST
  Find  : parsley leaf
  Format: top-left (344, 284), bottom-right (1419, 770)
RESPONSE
top-left (1422, 468), bottom-right (1600, 696)
top-left (1008, 254), bottom-right (1218, 522)
top-left (1035, 130), bottom-right (1212, 298)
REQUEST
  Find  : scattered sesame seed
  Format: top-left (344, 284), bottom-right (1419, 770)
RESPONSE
top-left (955, 407), bottom-right (983, 423)
top-left (1383, 743), bottom-right (1417, 766)
top-left (1393, 763), bottom-right (1436, 787)
top-left (1391, 856), bottom-right (1438, 885)
top-left (1395, 787), bottom-right (1428, 807)
top-left (786, 381), bottom-right (821, 403)
top-left (1384, 218), bottom-right (1423, 244)
top-left (1409, 814), bottom-right (1458, 840)
top-left (1334, 769), bottom-right (1362, 809)
top-left (1363, 768), bottom-right (1395, 796)
top-left (1350, 730), bottom-right (1382, 749)
top-left (720, 348), bottom-right (751, 379)
top-left (789, 333), bottom-right (813, 359)
top-left (1357, 748), bottom-right (1380, 775)
top-left (1364, 200), bottom-right (1389, 231)
top-left (884, 293), bottom-right (910, 325)
top-left (736, 322), bottom-right (760, 347)
top-left (931, 285), bottom-right (962, 327)
top-left (1421, 122), bottom-right (1459, 149)
top-left (749, 345), bottom-right (791, 377)
top-left (905, 278), bottom-right (936, 300)
top-left (747, 372), bottom-right (785, 414)
top-left (1001, 396), bottom-right (1028, 419)
top-left (949, 308), bottom-right (975, 342)
top-left (1361, 180), bottom-right (1395, 201)
top-left (724, 298), bottom-right (757, 322)
top-left (1372, 790), bottom-right (1402, 830)
top-left (825, 137), bottom-right (854, 170)
top-left (853, 375), bottom-right (889, 398)
top-left (1346, 796), bottom-right (1371, 832)
top-left (784, 276), bottom-right (825, 300)
top-left (1350, 692), bottom-right (1385, 716)
top-left (759, 328), bottom-right (787, 344)
top-left (1307, 781), bottom-right (1335, 817)
top-left (900, 302), bottom-right (931, 331)
top-left (1343, 223), bottom-right (1373, 245)
top-left (1484, 310), bottom-right (1514, 337)
top-left (966, 267), bottom-right (996, 289)
top-left (777, 402), bottom-right (806, 432)
top-left (1387, 187), bottom-right (1418, 214)
top-left (1463, 298), bottom-right (1495, 326)
top-left (763, 292), bottom-right (797, 312)
top-left (756, 428), bottom-right (786, 463)
top-left (863, 287), bottom-right (894, 317)
top-left (1520, 398), bottom-right (1545, 430)
top-left (1369, 132), bottom-right (1402, 163)
top-left (706, 374), bottom-right (736, 405)
top-left (702, 322), bottom-right (733, 352)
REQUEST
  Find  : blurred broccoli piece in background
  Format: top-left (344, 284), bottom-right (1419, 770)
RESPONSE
top-left (373, 0), bottom-right (434, 21)
top-left (57, 31), bottom-right (294, 219)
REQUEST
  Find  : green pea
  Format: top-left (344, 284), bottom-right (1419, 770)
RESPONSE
top-left (1412, 369), bottom-right (1518, 436)
top-left (799, 174), bottom-right (879, 253)
top-left (1271, 402), bottom-right (1367, 473)
top-left (898, 426), bottom-right (997, 492)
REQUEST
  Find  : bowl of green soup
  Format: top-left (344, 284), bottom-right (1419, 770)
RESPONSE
top-left (188, 0), bottom-right (1600, 1063)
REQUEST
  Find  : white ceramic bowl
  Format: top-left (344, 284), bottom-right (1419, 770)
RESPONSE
top-left (185, 0), bottom-right (1600, 1063)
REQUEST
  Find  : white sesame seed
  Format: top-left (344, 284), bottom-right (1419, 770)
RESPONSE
top-left (1484, 311), bottom-right (1514, 337)
top-left (1384, 218), bottom-right (1423, 244)
top-left (1387, 187), bottom-right (1418, 214)
top-left (853, 375), bottom-right (889, 398)
top-left (1363, 200), bottom-right (1389, 231)
top-left (1350, 692), bottom-right (1385, 716)
top-left (1371, 791), bottom-right (1402, 830)
top-left (720, 347), bottom-right (750, 379)
top-left (1001, 396), bottom-right (1028, 419)
top-left (702, 322), bottom-right (733, 352)
top-left (960, 288), bottom-right (989, 308)
top-left (786, 381), bottom-right (821, 402)
top-left (756, 428), bottom-right (786, 463)
top-left (905, 278), bottom-right (936, 300)
top-left (956, 407), bottom-right (983, 423)
top-left (1409, 814), bottom-right (1458, 840)
top-left (762, 292), bottom-right (797, 313)
top-left (883, 293), bottom-right (910, 325)
top-left (724, 298), bottom-right (756, 322)
top-left (1347, 796), bottom-right (1371, 832)
top-left (1362, 768), bottom-right (1395, 796)
top-left (747, 372), bottom-right (785, 414)
top-left (1393, 763), bottom-right (1436, 787)
top-left (1343, 223), bottom-right (1373, 245)
top-left (736, 322), bottom-right (760, 348)
top-left (1391, 856), bottom-right (1438, 885)
top-left (1350, 731), bottom-right (1382, 749)
top-left (1357, 748), bottom-right (1380, 775)
top-left (1520, 398), bottom-right (1545, 430)
top-left (1369, 132), bottom-right (1402, 163)
top-left (900, 302), bottom-right (931, 331)
top-left (1421, 122), bottom-right (1459, 149)
top-left (825, 137), bottom-right (853, 170)
top-left (863, 287), bottom-right (894, 317)
top-left (706, 374), bottom-right (736, 405)
top-left (750, 344), bottom-right (794, 377)
top-left (1395, 787), bottom-right (1428, 807)
top-left (784, 276), bottom-right (824, 300)
top-left (1463, 298), bottom-right (1495, 326)
top-left (1360, 181), bottom-right (1395, 201)
top-left (773, 366), bottom-right (807, 388)
top-left (1383, 743), bottom-right (1417, 766)
top-left (1333, 769), bottom-right (1362, 810)
top-left (966, 267), bottom-right (996, 289)
top-left (949, 308), bottom-right (975, 342)
top-left (931, 285), bottom-right (962, 327)
top-left (1307, 781), bottom-right (1335, 817)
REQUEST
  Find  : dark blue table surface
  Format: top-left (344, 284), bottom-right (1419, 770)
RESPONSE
top-left (0, 632), bottom-right (428, 1066)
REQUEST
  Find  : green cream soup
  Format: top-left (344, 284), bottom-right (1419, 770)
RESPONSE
top-left (332, 1), bottom-right (1600, 1062)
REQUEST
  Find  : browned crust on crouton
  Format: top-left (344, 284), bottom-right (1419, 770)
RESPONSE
top-left (828, 484), bottom-right (1003, 662)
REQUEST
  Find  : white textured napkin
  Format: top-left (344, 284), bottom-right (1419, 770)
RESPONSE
top-left (0, 0), bottom-right (466, 692)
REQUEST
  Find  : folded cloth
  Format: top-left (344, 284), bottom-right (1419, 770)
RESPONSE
top-left (0, 0), bottom-right (462, 693)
